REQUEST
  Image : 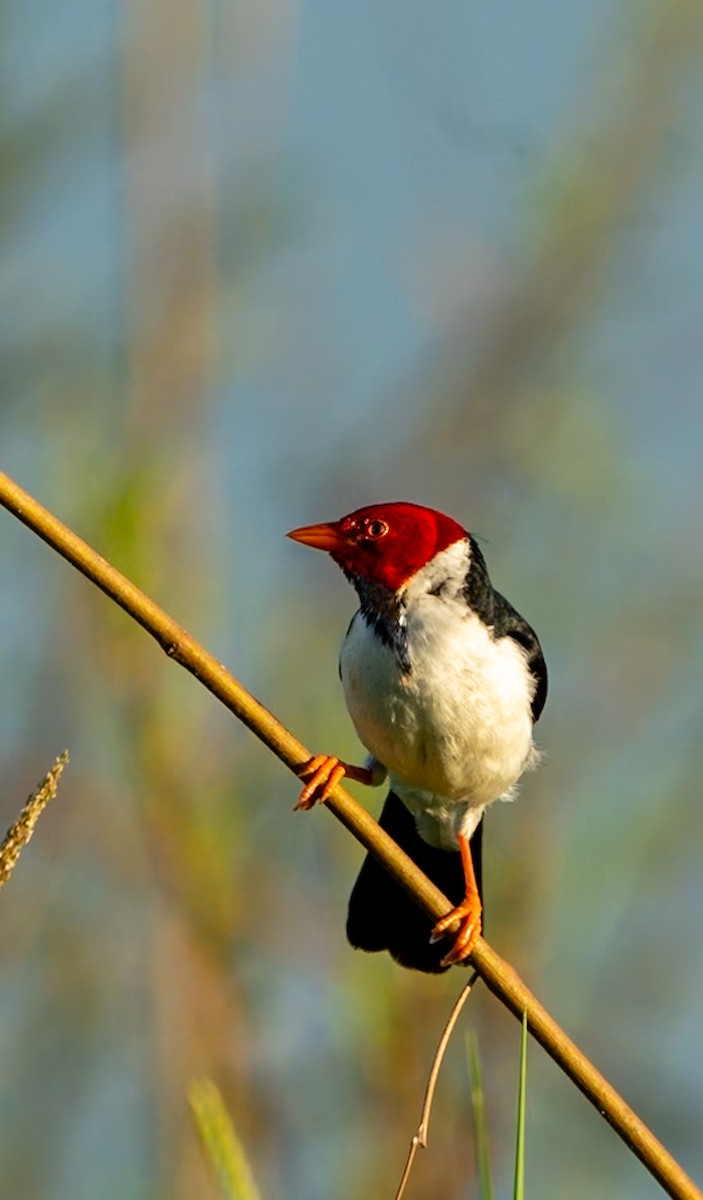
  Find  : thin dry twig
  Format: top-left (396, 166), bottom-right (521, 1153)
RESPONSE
top-left (0, 469), bottom-right (700, 1200)
top-left (0, 751), bottom-right (69, 890)
top-left (394, 974), bottom-right (478, 1200)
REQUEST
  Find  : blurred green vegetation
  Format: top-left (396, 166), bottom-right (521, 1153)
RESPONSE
top-left (1, 3), bottom-right (703, 1200)
top-left (190, 1080), bottom-right (263, 1200)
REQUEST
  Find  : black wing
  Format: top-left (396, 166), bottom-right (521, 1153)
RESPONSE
top-left (493, 591), bottom-right (548, 722)
top-left (465, 536), bottom-right (548, 723)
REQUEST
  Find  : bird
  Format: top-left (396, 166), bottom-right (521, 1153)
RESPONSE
top-left (287, 501), bottom-right (547, 972)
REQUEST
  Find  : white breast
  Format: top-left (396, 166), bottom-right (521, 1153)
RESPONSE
top-left (339, 543), bottom-right (538, 849)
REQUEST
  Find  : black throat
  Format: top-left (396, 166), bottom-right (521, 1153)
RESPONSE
top-left (347, 572), bottom-right (411, 675)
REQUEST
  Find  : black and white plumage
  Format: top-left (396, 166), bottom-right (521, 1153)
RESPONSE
top-left (288, 502), bottom-right (547, 973)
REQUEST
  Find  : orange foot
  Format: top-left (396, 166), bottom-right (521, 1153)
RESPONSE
top-left (430, 894), bottom-right (482, 967)
top-left (428, 829), bottom-right (482, 966)
top-left (294, 755), bottom-right (375, 812)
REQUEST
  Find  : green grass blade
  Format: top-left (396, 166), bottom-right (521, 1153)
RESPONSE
top-left (465, 1032), bottom-right (494, 1200)
top-left (189, 1079), bottom-right (263, 1200)
top-left (512, 1011), bottom-right (528, 1200)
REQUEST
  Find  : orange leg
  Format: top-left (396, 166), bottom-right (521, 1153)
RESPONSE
top-left (294, 754), bottom-right (375, 811)
top-left (430, 831), bottom-right (482, 967)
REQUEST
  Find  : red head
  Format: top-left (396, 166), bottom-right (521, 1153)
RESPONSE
top-left (287, 502), bottom-right (467, 593)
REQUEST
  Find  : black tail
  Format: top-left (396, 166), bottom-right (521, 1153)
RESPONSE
top-left (346, 791), bottom-right (483, 974)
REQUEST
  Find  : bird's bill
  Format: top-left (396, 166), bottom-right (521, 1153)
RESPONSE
top-left (286, 521), bottom-right (345, 552)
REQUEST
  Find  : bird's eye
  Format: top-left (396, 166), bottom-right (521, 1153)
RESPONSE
top-left (365, 519), bottom-right (389, 540)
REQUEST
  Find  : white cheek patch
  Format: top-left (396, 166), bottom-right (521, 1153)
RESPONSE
top-left (401, 539), bottom-right (471, 606)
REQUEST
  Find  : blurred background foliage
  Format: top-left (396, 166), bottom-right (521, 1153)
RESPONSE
top-left (1, 2), bottom-right (702, 1198)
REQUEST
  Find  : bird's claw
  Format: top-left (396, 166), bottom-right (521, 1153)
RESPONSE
top-left (295, 755), bottom-right (347, 811)
top-left (430, 896), bottom-right (482, 967)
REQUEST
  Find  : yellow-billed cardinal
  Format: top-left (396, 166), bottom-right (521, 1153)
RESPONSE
top-left (287, 502), bottom-right (547, 973)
